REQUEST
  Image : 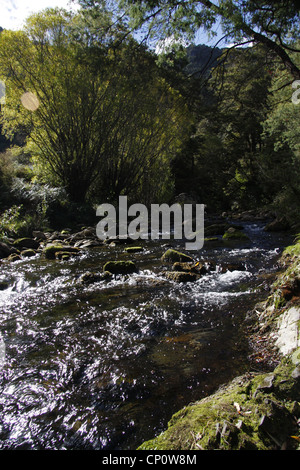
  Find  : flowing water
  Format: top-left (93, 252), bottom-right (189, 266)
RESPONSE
top-left (0, 221), bottom-right (293, 450)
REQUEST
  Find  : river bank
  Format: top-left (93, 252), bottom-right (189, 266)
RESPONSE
top-left (138, 238), bottom-right (300, 451)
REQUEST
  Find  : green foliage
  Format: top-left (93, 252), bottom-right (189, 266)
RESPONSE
top-left (258, 48), bottom-right (300, 222)
top-left (0, 204), bottom-right (23, 239)
top-left (113, 0), bottom-right (300, 78)
top-left (0, 7), bottom-right (190, 206)
top-left (172, 45), bottom-right (272, 212)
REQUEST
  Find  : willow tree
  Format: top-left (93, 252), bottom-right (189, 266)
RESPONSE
top-left (0, 8), bottom-right (190, 204)
top-left (0, 8), bottom-right (114, 202)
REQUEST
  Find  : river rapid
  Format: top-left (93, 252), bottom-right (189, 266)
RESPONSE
top-left (0, 221), bottom-right (293, 450)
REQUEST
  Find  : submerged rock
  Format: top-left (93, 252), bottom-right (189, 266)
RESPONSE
top-left (0, 280), bottom-right (10, 290)
top-left (165, 271), bottom-right (200, 283)
top-left (103, 260), bottom-right (138, 274)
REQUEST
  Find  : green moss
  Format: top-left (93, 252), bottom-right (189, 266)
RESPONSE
top-left (124, 246), bottom-right (143, 253)
top-left (21, 249), bottom-right (36, 258)
top-left (103, 260), bottom-right (138, 274)
top-left (43, 244), bottom-right (80, 259)
top-left (222, 229), bottom-right (249, 240)
top-left (161, 249), bottom-right (194, 263)
top-left (138, 359), bottom-right (300, 450)
top-left (6, 253), bottom-right (21, 262)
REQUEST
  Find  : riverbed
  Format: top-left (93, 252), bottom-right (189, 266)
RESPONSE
top-left (0, 221), bottom-right (293, 449)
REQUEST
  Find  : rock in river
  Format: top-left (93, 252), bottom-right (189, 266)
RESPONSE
top-left (43, 244), bottom-right (80, 259)
top-left (165, 271), bottom-right (200, 282)
top-left (161, 249), bottom-right (194, 263)
top-left (103, 260), bottom-right (138, 275)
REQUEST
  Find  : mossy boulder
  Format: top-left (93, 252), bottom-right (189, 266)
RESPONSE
top-left (172, 262), bottom-right (193, 272)
top-left (172, 261), bottom-right (208, 275)
top-left (21, 249), bottom-right (36, 258)
top-left (78, 270), bottom-right (113, 284)
top-left (223, 228), bottom-right (249, 241)
top-left (13, 238), bottom-right (40, 250)
top-left (43, 244), bottom-right (80, 259)
top-left (103, 260), bottom-right (138, 275)
top-left (0, 241), bottom-right (18, 259)
top-left (161, 249), bottom-right (194, 263)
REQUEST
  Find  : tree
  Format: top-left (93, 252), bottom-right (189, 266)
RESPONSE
top-left (0, 8), bottom-right (190, 204)
top-left (258, 51), bottom-right (300, 221)
top-left (0, 8), bottom-right (113, 202)
top-left (172, 44), bottom-right (272, 211)
top-left (80, 1), bottom-right (300, 79)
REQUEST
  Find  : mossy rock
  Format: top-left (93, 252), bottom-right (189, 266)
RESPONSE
top-left (21, 249), bottom-right (36, 258)
top-left (103, 260), bottom-right (138, 275)
top-left (204, 237), bottom-right (224, 246)
top-left (55, 251), bottom-right (74, 260)
top-left (172, 261), bottom-right (208, 275)
top-left (165, 271), bottom-right (200, 283)
top-left (13, 237), bottom-right (40, 250)
top-left (138, 358), bottom-right (300, 451)
top-left (223, 228), bottom-right (249, 241)
top-left (78, 270), bottom-right (113, 284)
top-left (43, 244), bottom-right (80, 259)
top-left (124, 246), bottom-right (143, 253)
top-left (161, 249), bottom-right (194, 263)
top-left (6, 253), bottom-right (21, 262)
top-left (172, 262), bottom-right (194, 272)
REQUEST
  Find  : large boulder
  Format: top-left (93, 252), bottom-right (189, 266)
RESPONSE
top-left (13, 238), bottom-right (40, 250)
top-left (0, 241), bottom-right (17, 259)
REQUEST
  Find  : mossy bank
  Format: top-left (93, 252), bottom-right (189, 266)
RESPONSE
top-left (138, 240), bottom-right (300, 451)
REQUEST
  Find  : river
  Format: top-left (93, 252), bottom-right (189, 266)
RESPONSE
top-left (0, 220), bottom-right (293, 449)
